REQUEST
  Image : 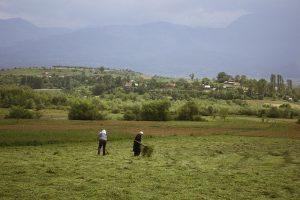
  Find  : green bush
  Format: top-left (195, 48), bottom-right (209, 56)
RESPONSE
top-left (51, 96), bottom-right (67, 106)
top-left (232, 99), bottom-right (248, 106)
top-left (257, 109), bottom-right (267, 118)
top-left (257, 105), bottom-right (299, 119)
top-left (92, 83), bottom-right (107, 95)
top-left (279, 104), bottom-right (291, 109)
top-left (68, 101), bottom-right (104, 120)
top-left (219, 108), bottom-right (229, 121)
top-left (239, 107), bottom-right (257, 116)
top-left (297, 117), bottom-right (300, 124)
top-left (178, 101), bottom-right (199, 120)
top-left (123, 105), bottom-right (141, 121)
top-left (193, 115), bottom-right (207, 122)
top-left (141, 100), bottom-right (170, 121)
top-left (198, 107), bottom-right (210, 116)
top-left (262, 104), bottom-right (271, 108)
top-left (267, 107), bottom-right (281, 118)
top-left (123, 111), bottom-right (136, 121)
top-left (207, 105), bottom-right (217, 118)
top-left (5, 106), bottom-right (41, 119)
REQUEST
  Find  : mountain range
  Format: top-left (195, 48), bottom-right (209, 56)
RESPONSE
top-left (0, 13), bottom-right (299, 79)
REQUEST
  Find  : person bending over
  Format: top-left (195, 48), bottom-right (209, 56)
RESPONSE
top-left (98, 129), bottom-right (107, 156)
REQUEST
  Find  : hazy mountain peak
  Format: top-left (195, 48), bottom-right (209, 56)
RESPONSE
top-left (0, 18), bottom-right (72, 47)
top-left (1, 17), bottom-right (31, 23)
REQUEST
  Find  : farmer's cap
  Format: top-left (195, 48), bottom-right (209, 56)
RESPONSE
top-left (139, 131), bottom-right (143, 135)
top-left (101, 129), bottom-right (107, 134)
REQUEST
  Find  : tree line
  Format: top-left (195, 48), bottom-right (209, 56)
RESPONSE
top-left (1, 67), bottom-right (300, 122)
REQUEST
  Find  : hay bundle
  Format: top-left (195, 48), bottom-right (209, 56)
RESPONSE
top-left (142, 145), bottom-right (154, 157)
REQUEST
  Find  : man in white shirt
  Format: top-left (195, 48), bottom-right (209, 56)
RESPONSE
top-left (98, 129), bottom-right (107, 156)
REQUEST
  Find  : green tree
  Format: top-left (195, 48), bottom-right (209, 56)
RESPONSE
top-left (207, 105), bottom-right (216, 118)
top-left (234, 75), bottom-right (241, 82)
top-left (246, 79), bottom-right (258, 98)
top-left (189, 73), bottom-right (195, 81)
top-left (141, 100), bottom-right (171, 121)
top-left (92, 83), bottom-right (107, 95)
top-left (219, 108), bottom-right (229, 121)
top-left (217, 72), bottom-right (230, 83)
top-left (99, 66), bottom-right (105, 73)
top-left (277, 74), bottom-right (285, 95)
top-left (201, 77), bottom-right (210, 85)
top-left (68, 101), bottom-right (103, 120)
top-left (178, 101), bottom-right (199, 120)
top-left (257, 79), bottom-right (268, 98)
top-left (270, 74), bottom-right (276, 88)
top-left (240, 75), bottom-right (247, 88)
top-left (287, 79), bottom-right (293, 95)
top-left (20, 76), bottom-right (43, 89)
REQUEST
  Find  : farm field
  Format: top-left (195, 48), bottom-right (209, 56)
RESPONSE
top-left (0, 118), bottom-right (299, 199)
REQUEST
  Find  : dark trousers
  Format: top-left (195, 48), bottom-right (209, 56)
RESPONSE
top-left (98, 140), bottom-right (107, 155)
top-left (134, 151), bottom-right (141, 156)
top-left (133, 143), bottom-right (141, 156)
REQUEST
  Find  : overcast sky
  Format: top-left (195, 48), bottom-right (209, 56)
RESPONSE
top-left (0, 0), bottom-right (298, 28)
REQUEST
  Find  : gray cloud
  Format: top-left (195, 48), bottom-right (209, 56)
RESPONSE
top-left (0, 0), bottom-right (297, 28)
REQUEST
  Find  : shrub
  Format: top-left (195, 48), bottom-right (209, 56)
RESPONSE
top-left (111, 107), bottom-right (121, 114)
top-left (297, 117), bottom-right (300, 124)
top-left (267, 107), bottom-right (281, 118)
top-left (263, 106), bottom-right (299, 119)
top-left (5, 106), bottom-right (41, 119)
top-left (279, 104), bottom-right (291, 109)
top-left (207, 106), bottom-right (217, 119)
top-left (68, 101), bottom-right (104, 120)
top-left (262, 104), bottom-right (271, 108)
top-left (198, 107), bottom-right (210, 116)
top-left (25, 99), bottom-right (36, 109)
top-left (219, 108), bottom-right (229, 121)
top-left (141, 100), bottom-right (170, 121)
top-left (178, 101), bottom-right (199, 120)
top-left (51, 96), bottom-right (67, 106)
top-left (123, 111), bottom-right (136, 121)
top-left (257, 109), bottom-right (267, 118)
top-left (36, 102), bottom-right (46, 110)
top-left (193, 115), bottom-right (207, 122)
top-left (239, 107), bottom-right (257, 116)
top-left (207, 105), bottom-right (213, 114)
top-left (232, 99), bottom-right (247, 106)
top-left (123, 105), bottom-right (141, 121)
top-left (92, 83), bottom-right (107, 95)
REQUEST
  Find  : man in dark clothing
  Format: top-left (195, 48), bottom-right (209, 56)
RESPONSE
top-left (133, 131), bottom-right (143, 156)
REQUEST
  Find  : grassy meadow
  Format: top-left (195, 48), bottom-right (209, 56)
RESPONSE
top-left (0, 118), bottom-right (299, 199)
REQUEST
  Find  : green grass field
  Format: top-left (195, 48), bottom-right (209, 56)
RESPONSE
top-left (0, 118), bottom-right (299, 199)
